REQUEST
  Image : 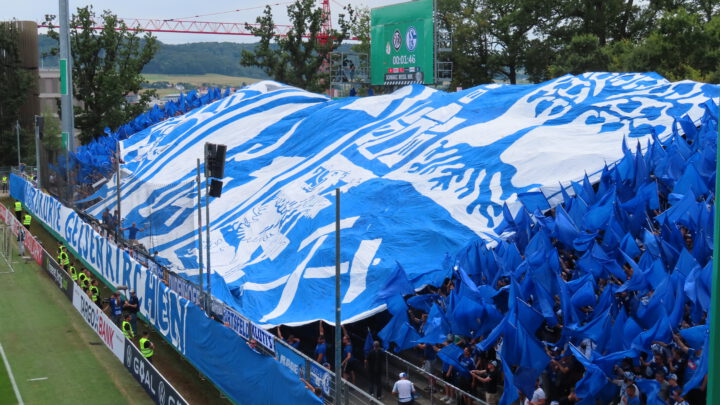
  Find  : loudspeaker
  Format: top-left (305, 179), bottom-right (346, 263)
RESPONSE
top-left (35, 116), bottom-right (44, 139)
top-left (209, 179), bottom-right (223, 197)
top-left (204, 143), bottom-right (227, 179)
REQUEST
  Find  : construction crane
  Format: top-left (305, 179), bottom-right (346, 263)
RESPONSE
top-left (38, 0), bottom-right (335, 39)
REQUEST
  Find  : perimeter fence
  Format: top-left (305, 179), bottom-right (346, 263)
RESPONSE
top-left (24, 163), bottom-right (488, 405)
top-left (0, 196), bottom-right (189, 405)
top-left (12, 169), bottom-right (381, 405)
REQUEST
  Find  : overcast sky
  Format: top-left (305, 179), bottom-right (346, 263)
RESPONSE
top-left (2, 0), bottom-right (403, 43)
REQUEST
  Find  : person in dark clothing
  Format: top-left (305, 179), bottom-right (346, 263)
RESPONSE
top-left (471, 360), bottom-right (500, 405)
top-left (123, 290), bottom-right (141, 333)
top-left (365, 340), bottom-right (384, 399)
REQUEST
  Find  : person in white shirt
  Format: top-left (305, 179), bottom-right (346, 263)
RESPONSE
top-left (392, 372), bottom-right (416, 404)
top-left (524, 379), bottom-right (546, 405)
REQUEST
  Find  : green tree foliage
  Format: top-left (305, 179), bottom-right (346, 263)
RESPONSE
top-left (143, 42), bottom-right (269, 77)
top-left (343, 4), bottom-right (371, 55)
top-left (434, 0), bottom-right (718, 85)
top-left (484, 0), bottom-right (554, 84)
top-left (46, 7), bottom-right (158, 144)
top-left (440, 0), bottom-right (495, 88)
top-left (615, 8), bottom-right (720, 81)
top-left (40, 112), bottom-right (63, 151)
top-left (548, 34), bottom-right (610, 76)
top-left (0, 21), bottom-right (34, 167)
top-left (240, 0), bottom-right (349, 92)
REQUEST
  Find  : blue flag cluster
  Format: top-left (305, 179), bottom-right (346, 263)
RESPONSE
top-left (376, 100), bottom-right (718, 402)
top-left (81, 73), bottom-right (718, 332)
top-left (61, 87), bottom-right (232, 184)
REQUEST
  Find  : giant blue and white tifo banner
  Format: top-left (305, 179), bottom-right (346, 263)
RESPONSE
top-left (83, 73), bottom-right (719, 327)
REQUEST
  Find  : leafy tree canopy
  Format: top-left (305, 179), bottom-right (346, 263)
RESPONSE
top-left (0, 21), bottom-right (34, 166)
top-left (240, 0), bottom-right (350, 92)
top-left (46, 6), bottom-right (158, 144)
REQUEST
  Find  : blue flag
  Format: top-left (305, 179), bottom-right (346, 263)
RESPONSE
top-left (499, 357), bottom-right (519, 405)
top-left (517, 191), bottom-right (550, 213)
top-left (635, 378), bottom-right (666, 405)
top-left (567, 307), bottom-right (612, 351)
top-left (377, 262), bottom-right (415, 301)
top-left (569, 344), bottom-right (609, 399)
top-left (679, 325), bottom-right (708, 351)
top-left (673, 162), bottom-right (708, 197)
top-left (570, 279), bottom-right (597, 309)
top-left (417, 303), bottom-right (451, 344)
top-left (583, 187), bottom-right (616, 231)
top-left (407, 294), bottom-right (437, 313)
top-left (517, 298), bottom-right (544, 335)
top-left (682, 333), bottom-right (708, 395)
top-left (555, 205), bottom-right (580, 247)
top-left (437, 344), bottom-right (468, 375)
top-left (364, 329), bottom-right (374, 356)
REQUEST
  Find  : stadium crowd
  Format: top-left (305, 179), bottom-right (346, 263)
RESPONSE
top-left (366, 106), bottom-right (717, 405)
top-left (32, 77), bottom-right (716, 405)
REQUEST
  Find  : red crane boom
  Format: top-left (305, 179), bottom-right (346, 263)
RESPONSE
top-left (38, 0), bottom-right (335, 38)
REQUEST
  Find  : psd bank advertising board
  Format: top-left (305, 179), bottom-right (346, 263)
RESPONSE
top-left (370, 0), bottom-right (434, 85)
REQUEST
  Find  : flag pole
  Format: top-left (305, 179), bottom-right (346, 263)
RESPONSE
top-left (334, 188), bottom-right (342, 405)
top-left (708, 105), bottom-right (720, 404)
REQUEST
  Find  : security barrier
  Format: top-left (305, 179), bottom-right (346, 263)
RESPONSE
top-left (0, 202), bottom-right (189, 405)
top-left (10, 172), bottom-right (375, 405)
top-left (384, 350), bottom-right (488, 405)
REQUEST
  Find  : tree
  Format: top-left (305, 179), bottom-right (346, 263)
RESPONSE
top-left (343, 4), bottom-right (370, 55)
top-left (40, 112), bottom-right (63, 152)
top-left (548, 34), bottom-right (611, 76)
top-left (0, 21), bottom-right (34, 166)
top-left (240, 0), bottom-right (349, 92)
top-left (483, 0), bottom-right (554, 84)
top-left (46, 7), bottom-right (158, 144)
top-left (613, 8), bottom-right (720, 81)
top-left (440, 0), bottom-right (496, 88)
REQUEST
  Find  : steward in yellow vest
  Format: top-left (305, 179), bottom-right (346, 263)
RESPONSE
top-left (121, 314), bottom-right (135, 339)
top-left (14, 201), bottom-right (21, 221)
top-left (139, 331), bottom-right (154, 363)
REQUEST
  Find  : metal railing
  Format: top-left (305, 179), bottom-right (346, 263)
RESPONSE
top-left (15, 170), bottom-right (381, 404)
top-left (384, 350), bottom-right (489, 405)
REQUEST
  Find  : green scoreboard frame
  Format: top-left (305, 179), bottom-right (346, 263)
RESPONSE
top-left (370, 0), bottom-right (434, 86)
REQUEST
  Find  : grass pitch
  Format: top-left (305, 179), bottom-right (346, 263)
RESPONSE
top-left (0, 241), bottom-right (153, 405)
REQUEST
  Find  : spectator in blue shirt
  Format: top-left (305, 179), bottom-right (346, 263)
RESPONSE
top-left (623, 385), bottom-right (640, 405)
top-left (121, 222), bottom-right (145, 244)
top-left (456, 346), bottom-right (475, 404)
top-left (108, 291), bottom-right (124, 325)
top-left (101, 208), bottom-right (111, 235)
top-left (315, 321), bottom-right (328, 366)
top-left (276, 326), bottom-right (301, 349)
top-left (341, 326), bottom-right (358, 384)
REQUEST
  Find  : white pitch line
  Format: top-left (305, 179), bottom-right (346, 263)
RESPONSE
top-left (0, 342), bottom-right (24, 404)
top-left (27, 377), bottom-right (47, 382)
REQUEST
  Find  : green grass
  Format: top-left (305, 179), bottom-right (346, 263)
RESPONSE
top-left (4, 197), bottom-right (230, 405)
top-left (0, 241), bottom-right (153, 405)
top-left (0, 349), bottom-right (15, 404)
top-left (142, 73), bottom-right (261, 87)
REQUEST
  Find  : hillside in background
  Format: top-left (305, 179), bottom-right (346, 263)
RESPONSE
top-left (143, 41), bottom-right (269, 78)
top-left (39, 35), bottom-right (269, 78)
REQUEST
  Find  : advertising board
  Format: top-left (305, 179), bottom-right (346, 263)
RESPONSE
top-left (0, 204), bottom-right (44, 265)
top-left (72, 283), bottom-right (125, 361)
top-left (276, 343), bottom-right (305, 377)
top-left (370, 0), bottom-right (434, 85)
top-left (46, 259), bottom-right (74, 300)
top-left (310, 362), bottom-right (333, 396)
top-left (124, 341), bottom-right (189, 405)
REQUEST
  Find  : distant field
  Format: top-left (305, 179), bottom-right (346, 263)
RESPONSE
top-left (143, 73), bottom-right (262, 87)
